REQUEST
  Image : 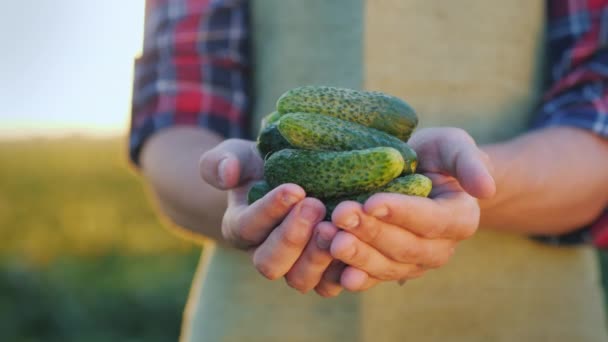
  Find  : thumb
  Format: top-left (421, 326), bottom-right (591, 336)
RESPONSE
top-left (200, 139), bottom-right (264, 190)
top-left (439, 132), bottom-right (496, 199)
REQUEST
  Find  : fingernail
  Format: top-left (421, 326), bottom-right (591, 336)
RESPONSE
top-left (218, 157), bottom-right (229, 187)
top-left (342, 215), bottom-right (360, 229)
top-left (316, 232), bottom-right (332, 250)
top-left (300, 204), bottom-right (319, 223)
top-left (282, 193), bottom-right (300, 206)
top-left (371, 206), bottom-right (389, 218)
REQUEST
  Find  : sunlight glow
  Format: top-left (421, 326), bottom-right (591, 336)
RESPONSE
top-left (0, 0), bottom-right (146, 138)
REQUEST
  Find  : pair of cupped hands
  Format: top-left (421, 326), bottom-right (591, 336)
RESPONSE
top-left (200, 128), bottom-right (496, 297)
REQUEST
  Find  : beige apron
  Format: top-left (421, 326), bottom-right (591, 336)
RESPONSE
top-left (181, 1), bottom-right (608, 341)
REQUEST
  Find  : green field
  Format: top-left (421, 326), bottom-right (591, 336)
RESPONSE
top-left (1, 137), bottom-right (608, 341)
top-left (0, 137), bottom-right (200, 341)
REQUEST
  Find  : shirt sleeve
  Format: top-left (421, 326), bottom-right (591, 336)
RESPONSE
top-left (533, 0), bottom-right (608, 136)
top-left (530, 0), bottom-right (608, 247)
top-left (129, 0), bottom-right (250, 167)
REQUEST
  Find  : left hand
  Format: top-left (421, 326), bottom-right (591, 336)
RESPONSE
top-left (321, 127), bottom-right (496, 293)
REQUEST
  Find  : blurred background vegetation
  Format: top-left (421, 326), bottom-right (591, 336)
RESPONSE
top-left (2, 136), bottom-right (608, 341)
top-left (0, 137), bottom-right (201, 341)
top-left (0, 1), bottom-right (204, 340)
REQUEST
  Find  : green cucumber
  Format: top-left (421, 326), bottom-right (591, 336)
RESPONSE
top-left (323, 174), bottom-right (432, 219)
top-left (256, 122), bottom-right (293, 158)
top-left (276, 85), bottom-right (418, 141)
top-left (277, 113), bottom-right (417, 174)
top-left (247, 180), bottom-right (272, 205)
top-left (259, 111), bottom-right (281, 133)
top-left (264, 147), bottom-right (404, 198)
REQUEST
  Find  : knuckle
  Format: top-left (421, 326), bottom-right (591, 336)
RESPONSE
top-left (360, 222), bottom-right (381, 244)
top-left (266, 196), bottom-right (291, 220)
top-left (394, 244), bottom-right (416, 263)
top-left (345, 244), bottom-right (365, 266)
top-left (280, 224), bottom-right (310, 249)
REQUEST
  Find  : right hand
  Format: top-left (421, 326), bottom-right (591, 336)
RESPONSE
top-left (200, 139), bottom-right (343, 296)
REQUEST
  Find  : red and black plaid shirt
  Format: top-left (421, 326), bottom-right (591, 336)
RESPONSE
top-left (131, 0), bottom-right (608, 248)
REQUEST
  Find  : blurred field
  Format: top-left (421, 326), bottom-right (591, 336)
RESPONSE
top-left (2, 137), bottom-right (608, 342)
top-left (0, 137), bottom-right (200, 342)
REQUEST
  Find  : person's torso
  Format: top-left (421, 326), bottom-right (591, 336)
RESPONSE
top-left (182, 1), bottom-right (608, 341)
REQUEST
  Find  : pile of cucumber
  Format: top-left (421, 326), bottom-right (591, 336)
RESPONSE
top-left (249, 85), bottom-right (432, 219)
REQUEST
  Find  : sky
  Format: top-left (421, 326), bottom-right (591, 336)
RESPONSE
top-left (0, 0), bottom-right (145, 138)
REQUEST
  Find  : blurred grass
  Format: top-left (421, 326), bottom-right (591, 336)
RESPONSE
top-left (0, 137), bottom-right (200, 342)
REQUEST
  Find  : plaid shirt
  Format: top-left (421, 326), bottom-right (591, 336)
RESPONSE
top-left (130, 0), bottom-right (608, 248)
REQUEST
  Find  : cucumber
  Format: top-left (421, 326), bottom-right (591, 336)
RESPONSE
top-left (259, 111), bottom-right (281, 133)
top-left (247, 180), bottom-right (272, 205)
top-left (277, 113), bottom-right (417, 174)
top-left (323, 174), bottom-right (432, 219)
top-left (276, 85), bottom-right (418, 141)
top-left (264, 147), bottom-right (404, 198)
top-left (256, 122), bottom-right (293, 158)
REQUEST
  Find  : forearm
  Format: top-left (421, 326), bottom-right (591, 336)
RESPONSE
top-left (140, 126), bottom-right (227, 243)
top-left (479, 126), bottom-right (608, 235)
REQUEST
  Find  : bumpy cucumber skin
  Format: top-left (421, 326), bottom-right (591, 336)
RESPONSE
top-left (276, 86), bottom-right (418, 141)
top-left (247, 180), bottom-right (272, 205)
top-left (278, 113), bottom-right (417, 174)
top-left (256, 123), bottom-right (293, 158)
top-left (323, 174), bottom-right (432, 219)
top-left (264, 147), bottom-right (404, 198)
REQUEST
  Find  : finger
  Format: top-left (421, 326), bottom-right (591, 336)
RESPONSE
top-left (438, 133), bottom-right (495, 199)
top-left (252, 198), bottom-right (325, 280)
top-left (332, 202), bottom-right (456, 267)
top-left (330, 231), bottom-right (418, 281)
top-left (223, 183), bottom-right (305, 247)
top-left (200, 139), bottom-right (263, 189)
top-left (340, 267), bottom-right (380, 292)
top-left (315, 221), bottom-right (339, 251)
top-left (362, 192), bottom-right (479, 240)
top-left (284, 222), bottom-right (338, 293)
top-left (314, 260), bottom-right (346, 298)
